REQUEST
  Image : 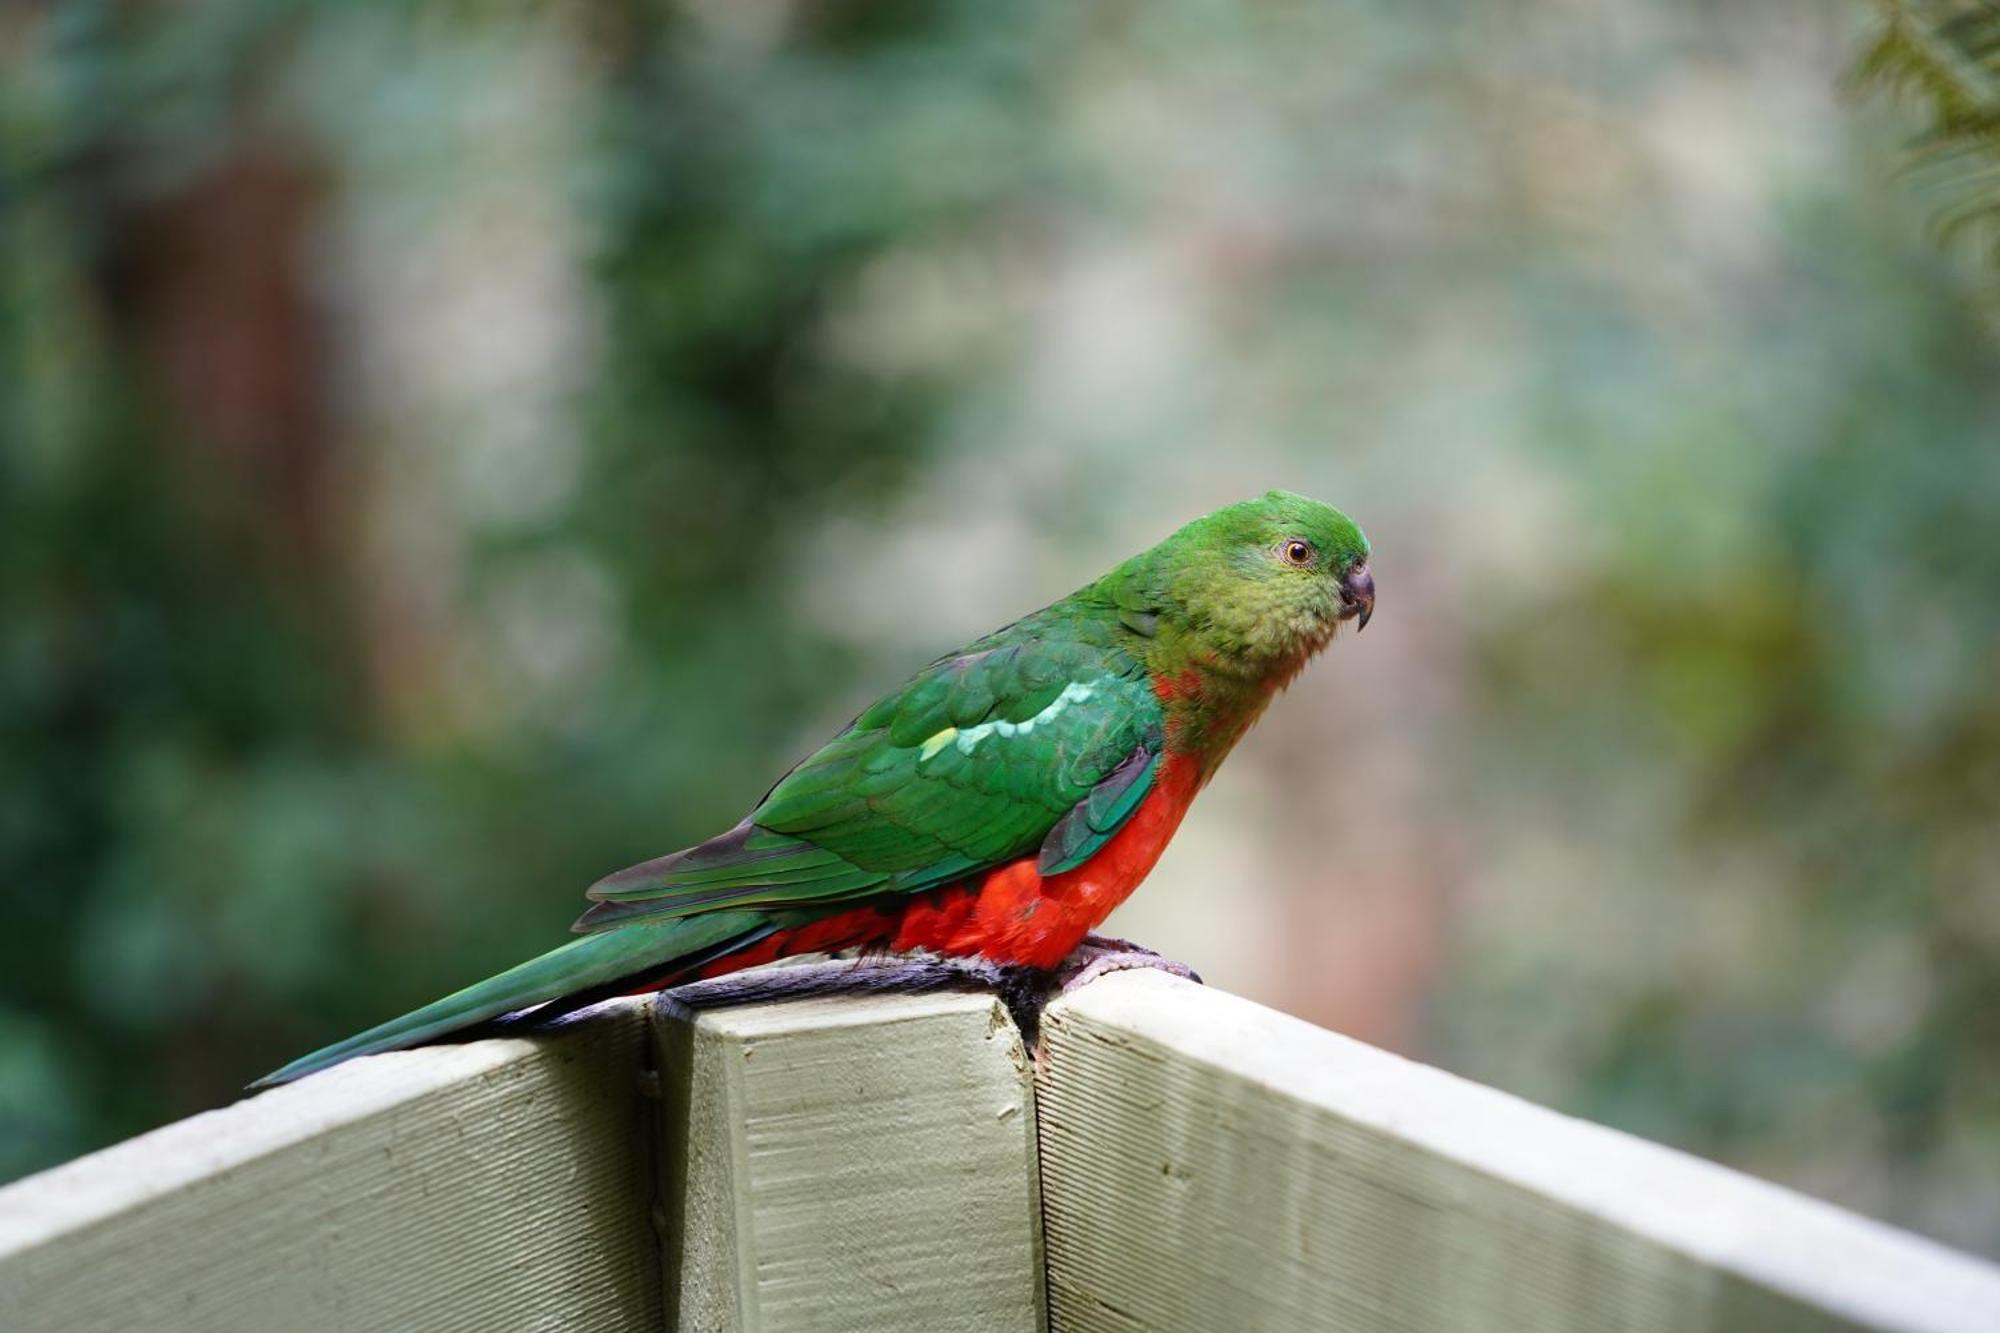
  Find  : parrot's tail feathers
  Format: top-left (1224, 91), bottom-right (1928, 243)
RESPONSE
top-left (249, 912), bottom-right (773, 1090)
top-left (497, 921), bottom-right (778, 1030)
top-left (574, 823), bottom-right (888, 931)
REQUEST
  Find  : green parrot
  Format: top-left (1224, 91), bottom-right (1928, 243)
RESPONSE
top-left (256, 491), bottom-right (1373, 1086)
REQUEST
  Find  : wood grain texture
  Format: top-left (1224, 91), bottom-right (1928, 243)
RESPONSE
top-left (0, 1000), bottom-right (657, 1333)
top-left (655, 988), bottom-right (1045, 1333)
top-left (1036, 971), bottom-right (2000, 1333)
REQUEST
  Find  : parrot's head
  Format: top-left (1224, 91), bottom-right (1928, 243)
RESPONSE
top-left (1136, 490), bottom-right (1373, 675)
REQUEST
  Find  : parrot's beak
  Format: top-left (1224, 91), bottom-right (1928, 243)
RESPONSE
top-left (1339, 562), bottom-right (1374, 631)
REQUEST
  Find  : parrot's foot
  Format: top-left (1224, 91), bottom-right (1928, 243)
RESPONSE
top-left (1057, 935), bottom-right (1203, 995)
top-left (653, 940), bottom-right (1197, 1049)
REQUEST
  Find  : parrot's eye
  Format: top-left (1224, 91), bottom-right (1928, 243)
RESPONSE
top-left (1279, 539), bottom-right (1316, 568)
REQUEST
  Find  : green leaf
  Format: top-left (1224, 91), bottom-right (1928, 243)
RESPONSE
top-left (1851, 1), bottom-right (2000, 295)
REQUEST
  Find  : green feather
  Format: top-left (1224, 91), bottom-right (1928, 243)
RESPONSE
top-left (251, 912), bottom-right (768, 1088)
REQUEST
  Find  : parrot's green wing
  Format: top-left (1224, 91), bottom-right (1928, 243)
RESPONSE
top-left (574, 635), bottom-right (1163, 931)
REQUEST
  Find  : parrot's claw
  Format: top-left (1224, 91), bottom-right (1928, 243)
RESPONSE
top-left (1075, 933), bottom-right (1167, 959)
top-left (1057, 937), bottom-right (1202, 994)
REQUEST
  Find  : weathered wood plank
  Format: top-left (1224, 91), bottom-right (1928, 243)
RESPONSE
top-left (0, 1000), bottom-right (657, 1333)
top-left (655, 987), bottom-right (1045, 1333)
top-left (1036, 970), bottom-right (2000, 1333)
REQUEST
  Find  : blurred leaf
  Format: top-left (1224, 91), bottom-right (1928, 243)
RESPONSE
top-left (1851, 1), bottom-right (2000, 287)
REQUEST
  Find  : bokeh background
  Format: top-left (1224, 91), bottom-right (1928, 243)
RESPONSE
top-left (6, 0), bottom-right (2000, 1257)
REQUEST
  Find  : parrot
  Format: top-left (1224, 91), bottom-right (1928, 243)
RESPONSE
top-left (254, 490), bottom-right (1373, 1087)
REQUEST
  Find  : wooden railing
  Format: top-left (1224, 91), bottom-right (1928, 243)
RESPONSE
top-left (4, 970), bottom-right (1999, 1331)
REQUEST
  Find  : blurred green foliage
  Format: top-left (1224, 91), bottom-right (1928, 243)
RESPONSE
top-left (1, 0), bottom-right (990, 1173)
top-left (4, 0), bottom-right (2000, 1261)
top-left (1447, 222), bottom-right (2000, 1242)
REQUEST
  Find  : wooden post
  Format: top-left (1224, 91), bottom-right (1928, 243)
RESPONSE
top-left (0, 1000), bottom-right (658, 1333)
top-left (1034, 970), bottom-right (2000, 1333)
top-left (653, 988), bottom-right (1045, 1333)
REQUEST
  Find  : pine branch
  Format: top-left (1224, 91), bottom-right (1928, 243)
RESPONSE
top-left (1851, 0), bottom-right (2000, 275)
